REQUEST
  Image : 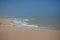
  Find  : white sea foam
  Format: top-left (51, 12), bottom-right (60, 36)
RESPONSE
top-left (10, 18), bottom-right (39, 28)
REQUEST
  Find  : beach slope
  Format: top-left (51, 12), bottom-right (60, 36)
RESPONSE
top-left (0, 18), bottom-right (60, 40)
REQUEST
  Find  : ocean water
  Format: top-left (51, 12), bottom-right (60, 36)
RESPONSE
top-left (10, 18), bottom-right (60, 30)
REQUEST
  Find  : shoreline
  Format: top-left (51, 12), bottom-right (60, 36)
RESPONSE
top-left (0, 25), bottom-right (60, 40)
top-left (0, 18), bottom-right (60, 31)
top-left (0, 18), bottom-right (60, 40)
top-left (0, 18), bottom-right (60, 30)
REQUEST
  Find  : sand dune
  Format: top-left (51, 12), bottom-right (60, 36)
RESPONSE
top-left (0, 18), bottom-right (60, 40)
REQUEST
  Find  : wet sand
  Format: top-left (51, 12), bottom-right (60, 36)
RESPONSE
top-left (0, 18), bottom-right (60, 40)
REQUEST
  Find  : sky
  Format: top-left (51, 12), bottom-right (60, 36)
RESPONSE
top-left (0, 0), bottom-right (60, 18)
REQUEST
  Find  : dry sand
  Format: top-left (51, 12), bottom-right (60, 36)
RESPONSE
top-left (0, 18), bottom-right (60, 40)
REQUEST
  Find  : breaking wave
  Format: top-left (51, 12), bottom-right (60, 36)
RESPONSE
top-left (10, 18), bottom-right (39, 28)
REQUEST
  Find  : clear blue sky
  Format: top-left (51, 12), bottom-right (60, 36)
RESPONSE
top-left (0, 0), bottom-right (60, 18)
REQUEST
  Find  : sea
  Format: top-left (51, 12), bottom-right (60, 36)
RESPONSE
top-left (10, 17), bottom-right (60, 30)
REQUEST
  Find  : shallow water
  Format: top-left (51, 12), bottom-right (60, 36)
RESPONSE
top-left (11, 18), bottom-right (60, 30)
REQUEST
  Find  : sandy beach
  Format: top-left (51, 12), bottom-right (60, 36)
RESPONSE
top-left (0, 18), bottom-right (60, 40)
